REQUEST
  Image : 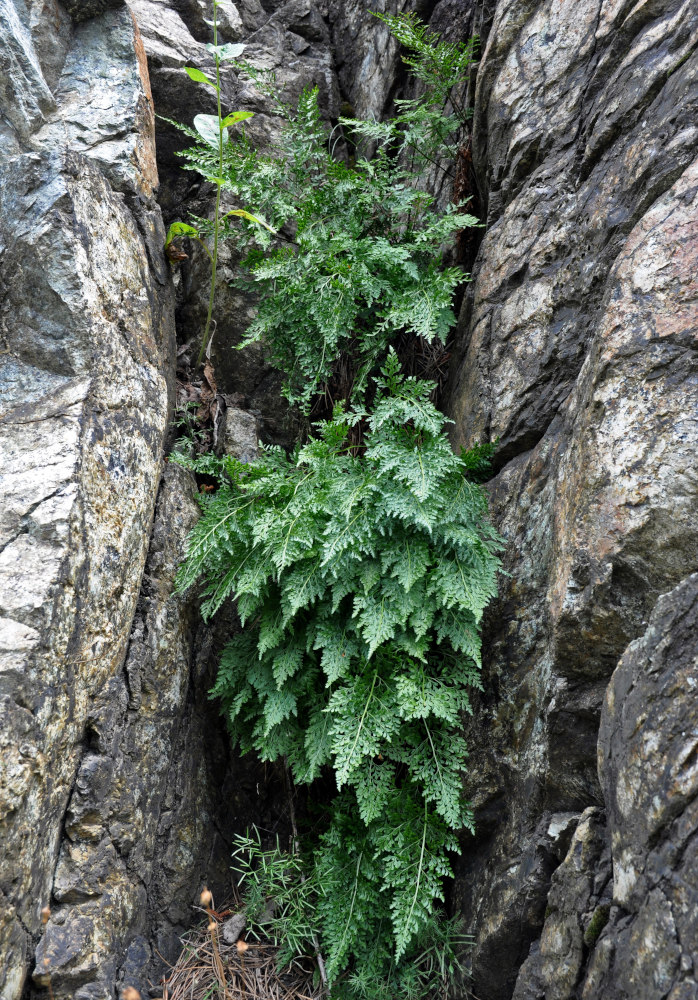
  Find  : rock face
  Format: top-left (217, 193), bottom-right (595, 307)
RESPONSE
top-left (590, 574), bottom-right (698, 1000)
top-left (512, 575), bottom-right (698, 1000)
top-left (0, 0), bottom-right (696, 998)
top-left (0, 2), bottom-right (178, 995)
top-left (445, 0), bottom-right (698, 997)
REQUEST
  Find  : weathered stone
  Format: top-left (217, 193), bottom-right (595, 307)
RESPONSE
top-left (0, 147), bottom-right (172, 998)
top-left (446, 2), bottom-right (698, 996)
top-left (34, 6), bottom-right (159, 196)
top-left (512, 808), bottom-right (610, 1000)
top-left (0, 0), bottom-right (56, 147)
top-left (331, 0), bottom-right (407, 121)
top-left (221, 402), bottom-right (259, 463)
top-left (222, 910), bottom-right (247, 944)
top-left (572, 574), bottom-right (698, 1000)
top-left (26, 462), bottom-right (227, 997)
top-left (449, 0), bottom-right (698, 463)
top-left (0, 1), bottom-right (175, 994)
top-left (63, 0), bottom-right (125, 22)
top-left (24, 0), bottom-right (73, 91)
top-left (3, 1), bottom-right (697, 998)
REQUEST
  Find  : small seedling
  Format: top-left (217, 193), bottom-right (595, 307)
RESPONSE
top-left (164, 0), bottom-right (272, 367)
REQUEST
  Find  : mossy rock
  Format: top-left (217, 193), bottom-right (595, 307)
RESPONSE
top-left (583, 904), bottom-right (611, 948)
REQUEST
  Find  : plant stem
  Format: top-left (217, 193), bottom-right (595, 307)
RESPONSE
top-left (197, 0), bottom-right (224, 368)
top-left (283, 760), bottom-right (330, 993)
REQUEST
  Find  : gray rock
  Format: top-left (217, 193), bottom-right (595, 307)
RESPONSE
top-left (578, 574), bottom-right (698, 1000)
top-left (2, 1), bottom-right (697, 998)
top-left (221, 910), bottom-right (247, 944)
top-left (222, 402), bottom-right (259, 463)
top-left (29, 462), bottom-right (225, 997)
top-left (0, 146), bottom-right (172, 998)
top-left (63, 0), bottom-right (125, 22)
top-left (0, 0), bottom-right (56, 146)
top-left (449, 0), bottom-right (698, 462)
top-left (24, 0), bottom-right (73, 92)
top-left (445, 1), bottom-right (698, 997)
top-left (0, 1), bottom-right (174, 994)
top-left (512, 808), bottom-right (610, 1000)
top-left (33, 7), bottom-right (159, 196)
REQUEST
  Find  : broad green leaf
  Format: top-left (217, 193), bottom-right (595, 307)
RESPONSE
top-left (194, 112), bottom-right (226, 148)
top-left (221, 110), bottom-right (255, 126)
top-left (165, 221), bottom-right (199, 247)
top-left (207, 41), bottom-right (246, 61)
top-left (184, 66), bottom-right (216, 87)
top-left (224, 208), bottom-right (276, 232)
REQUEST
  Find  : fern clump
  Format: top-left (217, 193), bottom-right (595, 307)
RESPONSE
top-left (175, 355), bottom-right (501, 989)
top-left (171, 10), bottom-right (500, 998)
top-left (173, 20), bottom-right (478, 409)
top-left (234, 824), bottom-right (469, 1000)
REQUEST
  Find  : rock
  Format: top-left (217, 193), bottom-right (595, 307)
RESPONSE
top-left (512, 808), bottom-right (610, 1000)
top-left (2, 0), bottom-right (696, 997)
top-left (28, 462), bottom-right (232, 997)
top-left (330, 0), bottom-right (407, 122)
top-left (221, 402), bottom-right (259, 462)
top-left (63, 0), bottom-right (125, 21)
top-left (0, 2), bottom-right (174, 995)
top-left (446, 2), bottom-right (698, 997)
top-left (34, 6), bottom-right (159, 196)
top-left (576, 574), bottom-right (698, 1000)
top-left (221, 910), bottom-right (247, 944)
top-left (0, 146), bottom-right (172, 1000)
top-left (0, 0), bottom-right (56, 148)
top-left (449, 0), bottom-right (698, 464)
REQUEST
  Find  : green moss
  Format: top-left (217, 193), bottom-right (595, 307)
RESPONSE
top-left (667, 47), bottom-right (694, 78)
top-left (584, 905), bottom-right (611, 948)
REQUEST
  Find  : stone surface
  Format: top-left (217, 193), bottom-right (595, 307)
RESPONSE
top-left (581, 573), bottom-right (698, 1000)
top-left (446, 2), bottom-right (698, 998)
top-left (34, 6), bottom-right (159, 196)
top-left (2, 0), bottom-right (697, 997)
top-left (449, 0), bottom-right (698, 464)
top-left (221, 401), bottom-right (260, 463)
top-left (0, 2), bottom-right (174, 996)
top-left (64, 0), bottom-right (126, 21)
top-left (29, 462), bottom-right (235, 998)
top-left (0, 0), bottom-right (57, 149)
top-left (512, 808), bottom-right (611, 1000)
top-left (514, 576), bottom-right (698, 1000)
top-left (0, 146), bottom-right (171, 999)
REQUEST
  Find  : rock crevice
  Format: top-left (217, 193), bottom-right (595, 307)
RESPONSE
top-left (0, 1), bottom-right (696, 998)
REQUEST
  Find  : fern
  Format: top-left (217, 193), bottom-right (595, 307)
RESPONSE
top-left (171, 11), bottom-right (496, 999)
top-left (231, 797), bottom-right (469, 999)
top-left (172, 40), bottom-right (478, 409)
top-left (373, 11), bottom-right (477, 120)
top-left (176, 357), bottom-right (502, 989)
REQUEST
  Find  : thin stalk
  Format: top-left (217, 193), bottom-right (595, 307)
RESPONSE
top-left (403, 800), bottom-right (428, 950)
top-left (197, 0), bottom-right (224, 368)
top-left (282, 760), bottom-right (329, 993)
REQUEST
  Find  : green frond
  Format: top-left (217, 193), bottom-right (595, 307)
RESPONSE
top-left (171, 10), bottom-right (497, 998)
